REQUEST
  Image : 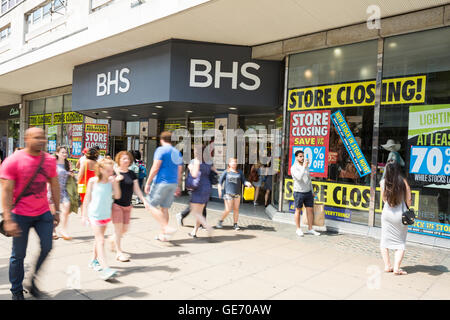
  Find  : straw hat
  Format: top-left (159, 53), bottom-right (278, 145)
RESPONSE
top-left (381, 139), bottom-right (401, 152)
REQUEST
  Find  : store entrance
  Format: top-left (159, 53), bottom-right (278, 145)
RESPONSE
top-left (7, 118), bottom-right (20, 156)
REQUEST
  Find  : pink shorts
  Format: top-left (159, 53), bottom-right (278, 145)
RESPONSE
top-left (89, 218), bottom-right (111, 226)
top-left (111, 204), bottom-right (132, 225)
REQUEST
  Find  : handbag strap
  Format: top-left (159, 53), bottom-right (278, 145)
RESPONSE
top-left (14, 152), bottom-right (45, 207)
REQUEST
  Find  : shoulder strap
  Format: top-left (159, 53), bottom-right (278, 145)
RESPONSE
top-left (14, 152), bottom-right (46, 207)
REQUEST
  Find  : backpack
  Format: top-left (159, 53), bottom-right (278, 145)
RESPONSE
top-left (138, 162), bottom-right (147, 179)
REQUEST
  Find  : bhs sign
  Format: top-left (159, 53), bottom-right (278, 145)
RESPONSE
top-left (189, 59), bottom-right (261, 91)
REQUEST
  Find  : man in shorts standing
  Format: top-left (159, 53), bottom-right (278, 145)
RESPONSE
top-left (291, 150), bottom-right (320, 237)
top-left (0, 128), bottom-right (60, 300)
top-left (144, 131), bottom-right (183, 241)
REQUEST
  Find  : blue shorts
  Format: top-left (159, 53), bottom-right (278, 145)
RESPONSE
top-left (294, 191), bottom-right (314, 209)
top-left (147, 183), bottom-right (177, 208)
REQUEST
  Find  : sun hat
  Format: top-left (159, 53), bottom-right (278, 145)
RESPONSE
top-left (381, 139), bottom-right (401, 152)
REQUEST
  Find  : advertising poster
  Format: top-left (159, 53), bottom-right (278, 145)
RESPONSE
top-left (283, 178), bottom-right (420, 213)
top-left (48, 140), bottom-right (56, 153)
top-left (84, 124), bottom-right (108, 155)
top-left (288, 110), bottom-right (330, 177)
top-left (408, 104), bottom-right (450, 185)
top-left (288, 75), bottom-right (426, 111)
top-left (324, 206), bottom-right (351, 222)
top-left (331, 110), bottom-right (371, 177)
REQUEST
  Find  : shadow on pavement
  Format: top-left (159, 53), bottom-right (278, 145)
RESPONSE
top-left (168, 234), bottom-right (256, 246)
top-left (403, 265), bottom-right (449, 276)
top-left (70, 235), bottom-right (95, 241)
top-left (113, 265), bottom-right (180, 277)
top-left (242, 225), bottom-right (276, 232)
top-left (129, 250), bottom-right (190, 260)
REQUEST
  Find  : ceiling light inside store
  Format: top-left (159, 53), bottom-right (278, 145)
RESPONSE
top-left (155, 106), bottom-right (163, 109)
top-left (333, 48), bottom-right (342, 57)
top-left (152, 113), bottom-right (157, 115)
top-left (360, 67), bottom-right (369, 78)
top-left (106, 116), bottom-right (112, 119)
top-left (389, 42), bottom-right (397, 48)
top-left (229, 107), bottom-right (237, 110)
top-left (131, 114), bottom-right (138, 117)
top-left (186, 110), bottom-right (193, 113)
top-left (101, 111), bottom-right (108, 113)
top-left (270, 120), bottom-right (275, 122)
top-left (304, 69), bottom-right (313, 79)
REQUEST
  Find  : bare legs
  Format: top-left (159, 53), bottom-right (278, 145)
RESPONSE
top-left (380, 248), bottom-right (407, 274)
top-left (58, 201), bottom-right (71, 239)
top-left (264, 189), bottom-right (271, 206)
top-left (254, 187), bottom-right (260, 204)
top-left (92, 225), bottom-right (108, 269)
top-left (220, 198), bottom-right (240, 224)
top-left (112, 223), bottom-right (129, 257)
top-left (190, 203), bottom-right (212, 237)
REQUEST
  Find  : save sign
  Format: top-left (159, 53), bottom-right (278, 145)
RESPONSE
top-left (84, 124), bottom-right (108, 154)
top-left (288, 110), bottom-right (330, 177)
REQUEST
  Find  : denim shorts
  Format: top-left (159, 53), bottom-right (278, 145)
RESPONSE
top-left (293, 191), bottom-right (314, 209)
top-left (147, 183), bottom-right (177, 208)
top-left (223, 194), bottom-right (241, 201)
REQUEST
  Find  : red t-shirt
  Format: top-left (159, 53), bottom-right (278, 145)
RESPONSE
top-left (0, 150), bottom-right (57, 216)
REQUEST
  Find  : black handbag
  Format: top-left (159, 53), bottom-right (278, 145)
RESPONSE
top-left (0, 153), bottom-right (45, 237)
top-left (401, 201), bottom-right (416, 226)
top-left (209, 170), bottom-right (219, 185)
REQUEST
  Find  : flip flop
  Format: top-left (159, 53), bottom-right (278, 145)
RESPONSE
top-left (155, 234), bottom-right (170, 242)
top-left (393, 269), bottom-right (408, 275)
top-left (384, 267), bottom-right (394, 273)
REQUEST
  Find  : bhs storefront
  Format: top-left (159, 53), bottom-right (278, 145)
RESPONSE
top-left (280, 27), bottom-right (450, 242)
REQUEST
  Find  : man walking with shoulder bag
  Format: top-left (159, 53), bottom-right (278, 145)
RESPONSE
top-left (0, 128), bottom-right (60, 300)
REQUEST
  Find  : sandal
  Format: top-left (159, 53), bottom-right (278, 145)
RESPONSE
top-left (116, 253), bottom-right (130, 262)
top-left (393, 269), bottom-right (408, 275)
top-left (52, 234), bottom-right (59, 240)
top-left (384, 267), bottom-right (394, 273)
top-left (155, 234), bottom-right (170, 242)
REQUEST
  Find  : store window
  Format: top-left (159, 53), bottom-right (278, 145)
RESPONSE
top-left (376, 27), bottom-right (450, 239)
top-left (28, 94), bottom-right (84, 165)
top-left (286, 40), bottom-right (378, 225)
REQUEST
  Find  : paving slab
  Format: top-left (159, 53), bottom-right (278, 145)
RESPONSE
top-left (0, 203), bottom-right (448, 300)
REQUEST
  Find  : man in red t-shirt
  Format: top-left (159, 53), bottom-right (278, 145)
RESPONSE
top-left (0, 128), bottom-right (60, 300)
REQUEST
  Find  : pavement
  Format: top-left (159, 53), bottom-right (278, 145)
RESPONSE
top-left (0, 200), bottom-right (449, 300)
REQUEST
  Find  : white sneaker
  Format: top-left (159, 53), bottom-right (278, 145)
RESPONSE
top-left (306, 229), bottom-right (320, 236)
top-left (296, 229), bottom-right (304, 237)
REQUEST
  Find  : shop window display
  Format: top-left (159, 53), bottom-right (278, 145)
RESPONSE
top-left (286, 40), bottom-right (378, 225)
top-left (376, 27), bottom-right (450, 239)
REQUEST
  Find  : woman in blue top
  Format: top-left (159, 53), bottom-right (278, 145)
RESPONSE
top-left (216, 158), bottom-right (252, 231)
top-left (187, 147), bottom-right (217, 238)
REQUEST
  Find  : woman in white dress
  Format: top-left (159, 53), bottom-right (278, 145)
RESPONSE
top-left (380, 160), bottom-right (411, 275)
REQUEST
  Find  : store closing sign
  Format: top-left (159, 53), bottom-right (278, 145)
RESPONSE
top-left (283, 179), bottom-right (420, 213)
top-left (288, 75), bottom-right (426, 111)
top-left (84, 124), bottom-right (108, 154)
top-left (331, 110), bottom-right (371, 177)
top-left (288, 110), bottom-right (330, 177)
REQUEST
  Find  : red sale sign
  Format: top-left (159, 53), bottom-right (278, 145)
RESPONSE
top-left (288, 110), bottom-right (331, 178)
top-left (84, 124), bottom-right (108, 155)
